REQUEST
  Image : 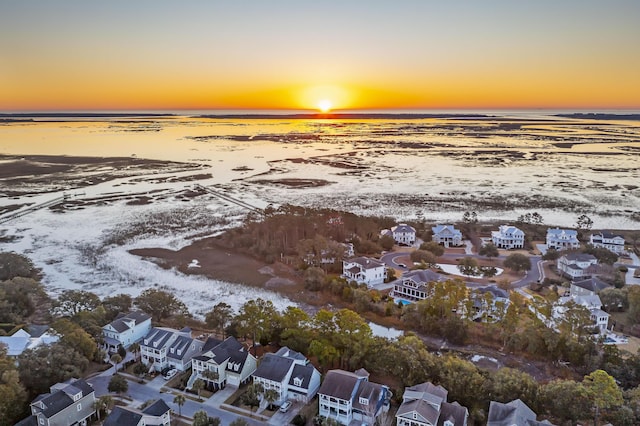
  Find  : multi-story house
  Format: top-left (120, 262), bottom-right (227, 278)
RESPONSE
top-left (546, 228), bottom-right (580, 251)
top-left (140, 327), bottom-right (204, 372)
top-left (396, 382), bottom-right (468, 426)
top-left (382, 223), bottom-right (417, 246)
top-left (104, 399), bottom-right (171, 426)
top-left (590, 231), bottom-right (626, 254)
top-left (557, 253), bottom-right (598, 280)
top-left (318, 369), bottom-right (390, 426)
top-left (15, 378), bottom-right (96, 426)
top-left (0, 325), bottom-right (59, 357)
top-left (102, 311), bottom-right (152, 353)
top-left (343, 257), bottom-right (387, 287)
top-left (570, 277), bottom-right (610, 297)
top-left (188, 336), bottom-right (257, 391)
top-left (470, 286), bottom-right (510, 322)
top-left (487, 399), bottom-right (554, 426)
top-left (392, 269), bottom-right (445, 302)
top-left (252, 347), bottom-right (321, 405)
top-left (491, 225), bottom-right (525, 249)
top-left (431, 225), bottom-right (463, 247)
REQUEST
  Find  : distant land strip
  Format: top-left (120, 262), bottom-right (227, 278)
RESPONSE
top-left (556, 113), bottom-right (640, 120)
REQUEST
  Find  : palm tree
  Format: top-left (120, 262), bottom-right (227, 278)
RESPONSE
top-left (110, 353), bottom-right (122, 374)
top-left (262, 388), bottom-right (278, 410)
top-left (173, 394), bottom-right (186, 417)
top-left (192, 378), bottom-right (205, 400)
top-left (202, 369), bottom-right (219, 389)
top-left (129, 342), bottom-right (140, 362)
top-left (94, 395), bottom-right (113, 420)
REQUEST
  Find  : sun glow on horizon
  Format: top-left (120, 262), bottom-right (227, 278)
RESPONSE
top-left (317, 99), bottom-right (332, 113)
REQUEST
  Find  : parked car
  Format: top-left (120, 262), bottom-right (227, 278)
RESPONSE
top-left (164, 368), bottom-right (177, 380)
top-left (279, 400), bottom-right (292, 413)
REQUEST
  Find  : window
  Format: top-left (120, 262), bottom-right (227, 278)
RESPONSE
top-left (39, 418), bottom-right (44, 425)
top-left (77, 402), bottom-right (82, 411)
top-left (293, 377), bottom-right (303, 387)
top-left (359, 397), bottom-right (368, 405)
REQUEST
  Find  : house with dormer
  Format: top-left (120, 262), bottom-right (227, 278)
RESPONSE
top-left (102, 311), bottom-right (152, 353)
top-left (188, 336), bottom-right (257, 391)
top-left (392, 269), bottom-right (446, 302)
top-left (0, 325), bottom-right (59, 357)
top-left (557, 253), bottom-right (598, 280)
top-left (318, 368), bottom-right (390, 426)
top-left (140, 327), bottom-right (204, 372)
top-left (590, 231), bottom-right (626, 254)
top-left (343, 257), bottom-right (387, 287)
top-left (396, 382), bottom-right (468, 426)
top-left (487, 399), bottom-right (554, 426)
top-left (15, 378), bottom-right (96, 426)
top-left (104, 399), bottom-right (171, 426)
top-left (382, 223), bottom-right (417, 246)
top-left (491, 225), bottom-right (525, 249)
top-left (546, 228), bottom-right (580, 251)
top-left (252, 347), bottom-right (321, 405)
top-left (431, 225), bottom-right (463, 247)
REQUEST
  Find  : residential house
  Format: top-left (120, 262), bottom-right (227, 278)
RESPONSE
top-left (570, 277), bottom-right (610, 297)
top-left (188, 336), bottom-right (257, 391)
top-left (470, 286), bottom-right (510, 322)
top-left (104, 399), bottom-right (171, 426)
top-left (392, 269), bottom-right (446, 302)
top-left (431, 225), bottom-right (463, 247)
top-left (382, 223), bottom-right (417, 246)
top-left (491, 225), bottom-right (525, 249)
top-left (0, 325), bottom-right (59, 357)
top-left (590, 231), bottom-right (626, 254)
top-left (487, 399), bottom-right (554, 426)
top-left (15, 378), bottom-right (96, 426)
top-left (318, 368), bottom-right (390, 426)
top-left (102, 311), bottom-right (152, 353)
top-left (558, 284), bottom-right (610, 334)
top-left (252, 347), bottom-right (321, 405)
top-left (557, 253), bottom-right (598, 280)
top-left (546, 228), bottom-right (580, 251)
top-left (343, 257), bottom-right (387, 287)
top-left (140, 327), bottom-right (204, 372)
top-left (396, 382), bottom-right (468, 426)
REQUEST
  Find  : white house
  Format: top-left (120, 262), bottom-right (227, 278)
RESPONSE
top-left (252, 347), bottom-right (321, 405)
top-left (140, 327), bottom-right (204, 372)
top-left (104, 399), bottom-right (171, 426)
top-left (396, 382), bottom-right (468, 426)
top-left (382, 223), bottom-right (417, 246)
top-left (318, 368), bottom-right (390, 426)
top-left (590, 231), bottom-right (626, 254)
top-left (557, 253), bottom-right (598, 280)
top-left (0, 325), bottom-right (59, 357)
top-left (15, 379), bottom-right (96, 426)
top-left (102, 311), bottom-right (152, 353)
top-left (491, 225), bottom-right (525, 249)
top-left (487, 399), bottom-right (552, 426)
top-left (188, 336), bottom-right (257, 391)
top-left (570, 277), bottom-right (610, 298)
top-left (392, 269), bottom-right (446, 302)
top-left (546, 228), bottom-right (580, 251)
top-left (431, 225), bottom-right (463, 247)
top-left (343, 257), bottom-right (387, 287)
top-left (470, 286), bottom-right (510, 322)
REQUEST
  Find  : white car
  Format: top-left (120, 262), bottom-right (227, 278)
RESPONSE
top-left (164, 369), bottom-right (178, 380)
top-left (279, 400), bottom-right (292, 413)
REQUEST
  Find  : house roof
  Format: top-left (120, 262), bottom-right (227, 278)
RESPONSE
top-left (487, 399), bottom-right (538, 426)
top-left (593, 231), bottom-right (624, 240)
top-left (403, 269), bottom-right (445, 285)
top-left (497, 225), bottom-right (524, 236)
top-left (476, 286), bottom-right (509, 299)
top-left (318, 370), bottom-right (360, 401)
top-left (142, 328), bottom-right (174, 349)
top-left (347, 257), bottom-right (385, 270)
top-left (27, 324), bottom-right (51, 338)
top-left (34, 379), bottom-right (94, 418)
top-left (572, 277), bottom-right (610, 294)
top-left (432, 224), bottom-right (462, 237)
top-left (0, 336), bottom-right (30, 356)
top-left (439, 401), bottom-right (468, 426)
top-left (562, 253), bottom-right (597, 262)
top-left (547, 228), bottom-right (577, 238)
top-left (353, 380), bottom-right (386, 413)
top-left (276, 346), bottom-right (307, 362)
top-left (288, 364), bottom-right (316, 389)
top-left (392, 223), bottom-right (416, 233)
top-left (167, 335), bottom-right (193, 360)
top-left (201, 336), bottom-right (224, 352)
top-left (572, 294), bottom-right (603, 309)
top-left (397, 398), bottom-right (441, 425)
top-left (142, 399), bottom-right (170, 416)
top-left (107, 311), bottom-right (151, 333)
top-left (104, 406), bottom-right (143, 426)
top-left (253, 353), bottom-right (294, 382)
top-left (14, 416), bottom-right (39, 426)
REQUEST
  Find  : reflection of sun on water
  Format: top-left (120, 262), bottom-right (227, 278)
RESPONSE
top-left (318, 99), bottom-right (332, 113)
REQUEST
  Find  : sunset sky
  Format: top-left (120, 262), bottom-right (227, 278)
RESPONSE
top-left (1, 0), bottom-right (639, 111)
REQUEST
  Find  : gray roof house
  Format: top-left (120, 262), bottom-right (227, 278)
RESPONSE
top-left (491, 225), bottom-right (525, 249)
top-left (382, 223), bottom-right (417, 246)
top-left (393, 269), bottom-right (446, 303)
top-left (102, 311), bottom-right (152, 353)
top-left (188, 336), bottom-right (257, 390)
top-left (570, 277), bottom-right (610, 297)
top-left (396, 382), bottom-right (468, 426)
top-left (590, 231), bottom-right (625, 254)
top-left (0, 325), bottom-right (59, 357)
top-left (487, 399), bottom-right (554, 426)
top-left (252, 347), bottom-right (321, 404)
top-left (140, 327), bottom-right (204, 372)
top-left (546, 228), bottom-right (580, 251)
top-left (15, 378), bottom-right (96, 426)
top-left (318, 369), bottom-right (390, 426)
top-left (103, 399), bottom-right (171, 426)
top-left (557, 253), bottom-right (598, 280)
top-left (432, 224), bottom-right (463, 247)
top-left (343, 256), bottom-right (387, 287)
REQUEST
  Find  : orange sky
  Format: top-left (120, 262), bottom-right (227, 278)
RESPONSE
top-left (1, 1), bottom-right (639, 111)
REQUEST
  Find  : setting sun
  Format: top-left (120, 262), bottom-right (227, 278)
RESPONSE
top-left (318, 99), bottom-right (332, 113)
